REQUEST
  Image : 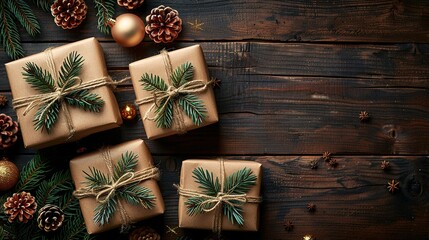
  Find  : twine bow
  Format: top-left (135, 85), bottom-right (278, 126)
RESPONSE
top-left (73, 148), bottom-right (159, 232)
top-left (12, 48), bottom-right (129, 140)
top-left (175, 159), bottom-right (262, 234)
top-left (135, 49), bottom-right (214, 132)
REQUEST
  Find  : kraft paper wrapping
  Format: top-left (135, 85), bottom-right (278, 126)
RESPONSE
top-left (5, 38), bottom-right (122, 149)
top-left (129, 45), bottom-right (218, 139)
top-left (69, 139), bottom-right (165, 234)
top-left (178, 159), bottom-right (262, 231)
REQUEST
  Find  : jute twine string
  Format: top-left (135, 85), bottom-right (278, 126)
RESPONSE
top-left (175, 159), bottom-right (262, 234)
top-left (135, 49), bottom-right (214, 132)
top-left (12, 48), bottom-right (130, 140)
top-left (73, 147), bottom-right (160, 232)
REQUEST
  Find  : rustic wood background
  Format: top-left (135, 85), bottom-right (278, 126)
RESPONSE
top-left (1, 1), bottom-right (429, 239)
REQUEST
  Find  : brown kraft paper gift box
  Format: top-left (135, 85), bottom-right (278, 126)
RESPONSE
top-left (178, 159), bottom-right (262, 231)
top-left (129, 45), bottom-right (218, 139)
top-left (5, 38), bottom-right (122, 149)
top-left (70, 139), bottom-right (165, 234)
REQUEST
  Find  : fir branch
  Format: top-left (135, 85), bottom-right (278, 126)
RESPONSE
top-left (154, 97), bottom-right (174, 129)
top-left (58, 51), bottom-right (84, 89)
top-left (94, 0), bottom-right (116, 34)
top-left (32, 0), bottom-right (53, 12)
top-left (36, 171), bottom-right (73, 207)
top-left (223, 168), bottom-right (257, 194)
top-left (22, 61), bottom-right (56, 94)
top-left (6, 0), bottom-right (40, 36)
top-left (0, 1), bottom-right (24, 59)
top-left (192, 167), bottom-right (221, 196)
top-left (223, 203), bottom-right (244, 226)
top-left (185, 196), bottom-right (214, 216)
top-left (140, 73), bottom-right (168, 92)
top-left (171, 62), bottom-right (193, 88)
top-left (83, 167), bottom-right (110, 189)
top-left (53, 213), bottom-right (91, 240)
top-left (93, 197), bottom-right (117, 226)
top-left (16, 154), bottom-right (51, 192)
top-left (33, 100), bottom-right (60, 132)
top-left (117, 184), bottom-right (155, 209)
top-left (113, 151), bottom-right (139, 181)
top-left (179, 94), bottom-right (206, 126)
top-left (59, 191), bottom-right (80, 217)
top-left (65, 90), bottom-right (104, 112)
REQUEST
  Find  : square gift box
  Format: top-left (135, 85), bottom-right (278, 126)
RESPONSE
top-left (5, 38), bottom-right (122, 149)
top-left (129, 45), bottom-right (218, 139)
top-left (70, 139), bottom-right (165, 234)
top-left (177, 159), bottom-right (262, 232)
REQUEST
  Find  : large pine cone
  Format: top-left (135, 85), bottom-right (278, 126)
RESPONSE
top-left (129, 226), bottom-right (161, 240)
top-left (117, 0), bottom-right (144, 10)
top-left (37, 204), bottom-right (65, 232)
top-left (3, 192), bottom-right (37, 223)
top-left (51, 0), bottom-right (88, 29)
top-left (145, 5), bottom-right (182, 43)
top-left (0, 113), bottom-right (18, 150)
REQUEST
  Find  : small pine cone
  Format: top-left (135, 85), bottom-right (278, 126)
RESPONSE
top-left (37, 204), bottom-right (65, 232)
top-left (51, 0), bottom-right (88, 29)
top-left (0, 113), bottom-right (18, 150)
top-left (117, 0), bottom-right (144, 10)
top-left (145, 5), bottom-right (182, 43)
top-left (3, 192), bottom-right (37, 223)
top-left (129, 226), bottom-right (160, 240)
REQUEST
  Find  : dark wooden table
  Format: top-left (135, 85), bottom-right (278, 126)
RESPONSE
top-left (1, 1), bottom-right (429, 239)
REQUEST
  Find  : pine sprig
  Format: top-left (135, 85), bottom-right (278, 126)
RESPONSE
top-left (6, 0), bottom-right (40, 36)
top-left (22, 52), bottom-right (105, 132)
top-left (32, 0), bottom-right (53, 12)
top-left (94, 0), bottom-right (116, 34)
top-left (82, 151), bottom-right (156, 226)
top-left (140, 62), bottom-right (208, 128)
top-left (185, 166), bottom-right (257, 226)
top-left (0, 1), bottom-right (24, 59)
top-left (36, 171), bottom-right (73, 207)
top-left (15, 154), bottom-right (51, 192)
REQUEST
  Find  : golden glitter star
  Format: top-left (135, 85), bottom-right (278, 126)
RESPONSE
top-left (387, 179), bottom-right (399, 193)
top-left (165, 225), bottom-right (179, 235)
top-left (188, 19), bottom-right (204, 31)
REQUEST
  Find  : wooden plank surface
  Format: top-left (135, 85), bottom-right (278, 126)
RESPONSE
top-left (1, 0), bottom-right (429, 239)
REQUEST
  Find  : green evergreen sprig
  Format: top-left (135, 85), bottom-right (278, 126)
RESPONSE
top-left (22, 51), bottom-right (105, 133)
top-left (0, 0), bottom-right (41, 59)
top-left (0, 154), bottom-right (92, 240)
top-left (185, 167), bottom-right (257, 226)
top-left (32, 0), bottom-right (54, 12)
top-left (94, 0), bottom-right (116, 34)
top-left (140, 62), bottom-right (207, 129)
top-left (82, 151), bottom-right (156, 226)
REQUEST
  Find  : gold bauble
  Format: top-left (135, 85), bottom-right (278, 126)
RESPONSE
top-left (0, 158), bottom-right (19, 191)
top-left (108, 13), bottom-right (145, 47)
top-left (120, 103), bottom-right (137, 121)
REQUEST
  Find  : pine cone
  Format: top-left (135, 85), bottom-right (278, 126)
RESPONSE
top-left (117, 0), bottom-right (144, 10)
top-left (3, 192), bottom-right (37, 223)
top-left (0, 113), bottom-right (18, 150)
top-left (129, 226), bottom-right (160, 240)
top-left (51, 0), bottom-right (88, 29)
top-left (37, 204), bottom-right (65, 232)
top-left (145, 5), bottom-right (182, 43)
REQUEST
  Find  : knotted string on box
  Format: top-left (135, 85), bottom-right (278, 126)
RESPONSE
top-left (135, 49), bottom-right (215, 132)
top-left (73, 147), bottom-right (160, 232)
top-left (12, 48), bottom-right (130, 140)
top-left (175, 159), bottom-right (262, 235)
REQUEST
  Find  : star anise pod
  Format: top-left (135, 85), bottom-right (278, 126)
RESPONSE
top-left (309, 160), bottom-right (318, 169)
top-left (283, 220), bottom-right (294, 231)
top-left (387, 179), bottom-right (399, 193)
top-left (328, 159), bottom-right (338, 168)
top-left (359, 111), bottom-right (369, 122)
top-left (0, 95), bottom-right (7, 107)
top-left (381, 160), bottom-right (390, 170)
top-left (307, 203), bottom-right (316, 212)
top-left (322, 151), bottom-right (331, 162)
top-left (211, 78), bottom-right (222, 88)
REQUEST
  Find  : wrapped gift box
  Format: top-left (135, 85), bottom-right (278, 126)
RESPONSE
top-left (5, 38), bottom-right (122, 149)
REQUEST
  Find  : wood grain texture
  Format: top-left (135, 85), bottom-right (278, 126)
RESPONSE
top-left (17, 0), bottom-right (429, 43)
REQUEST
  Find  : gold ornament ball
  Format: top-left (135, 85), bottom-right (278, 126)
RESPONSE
top-left (120, 104), bottom-right (137, 121)
top-left (108, 14), bottom-right (145, 47)
top-left (0, 159), bottom-right (19, 191)
top-left (303, 235), bottom-right (316, 240)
